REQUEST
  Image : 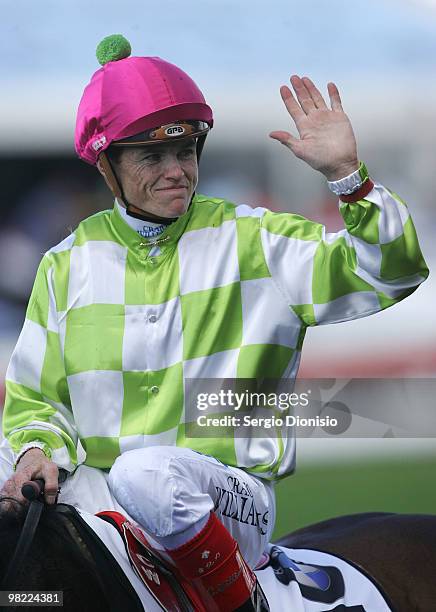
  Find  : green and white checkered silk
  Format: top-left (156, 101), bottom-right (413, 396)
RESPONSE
top-left (2, 184), bottom-right (429, 480)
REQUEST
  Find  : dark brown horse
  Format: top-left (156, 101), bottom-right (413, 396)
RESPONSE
top-left (0, 497), bottom-right (435, 612)
top-left (278, 512), bottom-right (436, 611)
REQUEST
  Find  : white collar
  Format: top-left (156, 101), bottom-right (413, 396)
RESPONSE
top-left (115, 200), bottom-right (166, 238)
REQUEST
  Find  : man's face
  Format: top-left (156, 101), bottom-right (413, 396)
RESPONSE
top-left (109, 138), bottom-right (198, 218)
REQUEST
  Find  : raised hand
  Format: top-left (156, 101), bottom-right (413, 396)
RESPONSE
top-left (270, 75), bottom-right (359, 181)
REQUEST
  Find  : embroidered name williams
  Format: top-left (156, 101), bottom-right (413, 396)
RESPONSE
top-left (137, 224), bottom-right (166, 238)
top-left (214, 475), bottom-right (269, 535)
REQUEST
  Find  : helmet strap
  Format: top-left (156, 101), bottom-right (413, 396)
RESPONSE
top-left (98, 152), bottom-right (123, 199)
top-left (196, 134), bottom-right (207, 161)
top-left (99, 151), bottom-right (179, 224)
top-left (124, 203), bottom-right (174, 225)
top-left (99, 134), bottom-right (208, 224)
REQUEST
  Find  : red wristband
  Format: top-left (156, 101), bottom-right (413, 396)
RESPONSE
top-left (339, 179), bottom-right (374, 203)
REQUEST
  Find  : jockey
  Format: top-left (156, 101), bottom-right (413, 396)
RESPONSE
top-left (0, 34), bottom-right (428, 611)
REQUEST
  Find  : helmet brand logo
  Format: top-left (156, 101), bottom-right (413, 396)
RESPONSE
top-left (92, 135), bottom-right (107, 151)
top-left (165, 125), bottom-right (185, 137)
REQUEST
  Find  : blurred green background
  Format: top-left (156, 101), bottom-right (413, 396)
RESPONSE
top-left (273, 455), bottom-right (436, 539)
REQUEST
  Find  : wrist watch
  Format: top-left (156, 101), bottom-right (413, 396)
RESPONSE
top-left (327, 162), bottom-right (369, 196)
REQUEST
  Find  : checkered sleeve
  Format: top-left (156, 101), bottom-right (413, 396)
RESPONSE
top-left (260, 181), bottom-right (429, 326)
top-left (2, 255), bottom-right (78, 471)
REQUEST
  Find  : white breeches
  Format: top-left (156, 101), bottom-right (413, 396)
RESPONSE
top-left (108, 446), bottom-right (276, 568)
top-left (0, 440), bottom-right (275, 568)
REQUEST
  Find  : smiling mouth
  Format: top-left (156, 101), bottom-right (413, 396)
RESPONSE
top-left (157, 186), bottom-right (188, 191)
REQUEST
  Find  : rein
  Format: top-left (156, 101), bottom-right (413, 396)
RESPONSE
top-left (0, 478), bottom-right (194, 610)
top-left (0, 478), bottom-right (144, 610)
top-left (1, 497), bottom-right (44, 588)
top-left (0, 471), bottom-right (67, 590)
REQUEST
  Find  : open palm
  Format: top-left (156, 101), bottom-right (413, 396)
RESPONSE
top-left (270, 76), bottom-right (359, 181)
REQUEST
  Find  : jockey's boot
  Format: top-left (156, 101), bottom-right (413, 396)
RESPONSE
top-left (167, 511), bottom-right (270, 612)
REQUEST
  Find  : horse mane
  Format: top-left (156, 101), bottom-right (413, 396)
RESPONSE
top-left (0, 497), bottom-right (109, 611)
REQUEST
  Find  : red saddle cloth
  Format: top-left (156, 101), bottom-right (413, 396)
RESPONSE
top-left (96, 510), bottom-right (206, 611)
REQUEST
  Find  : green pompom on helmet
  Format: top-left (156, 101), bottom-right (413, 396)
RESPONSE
top-left (96, 34), bottom-right (132, 66)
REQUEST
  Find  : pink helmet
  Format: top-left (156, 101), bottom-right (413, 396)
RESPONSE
top-left (75, 35), bottom-right (213, 166)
